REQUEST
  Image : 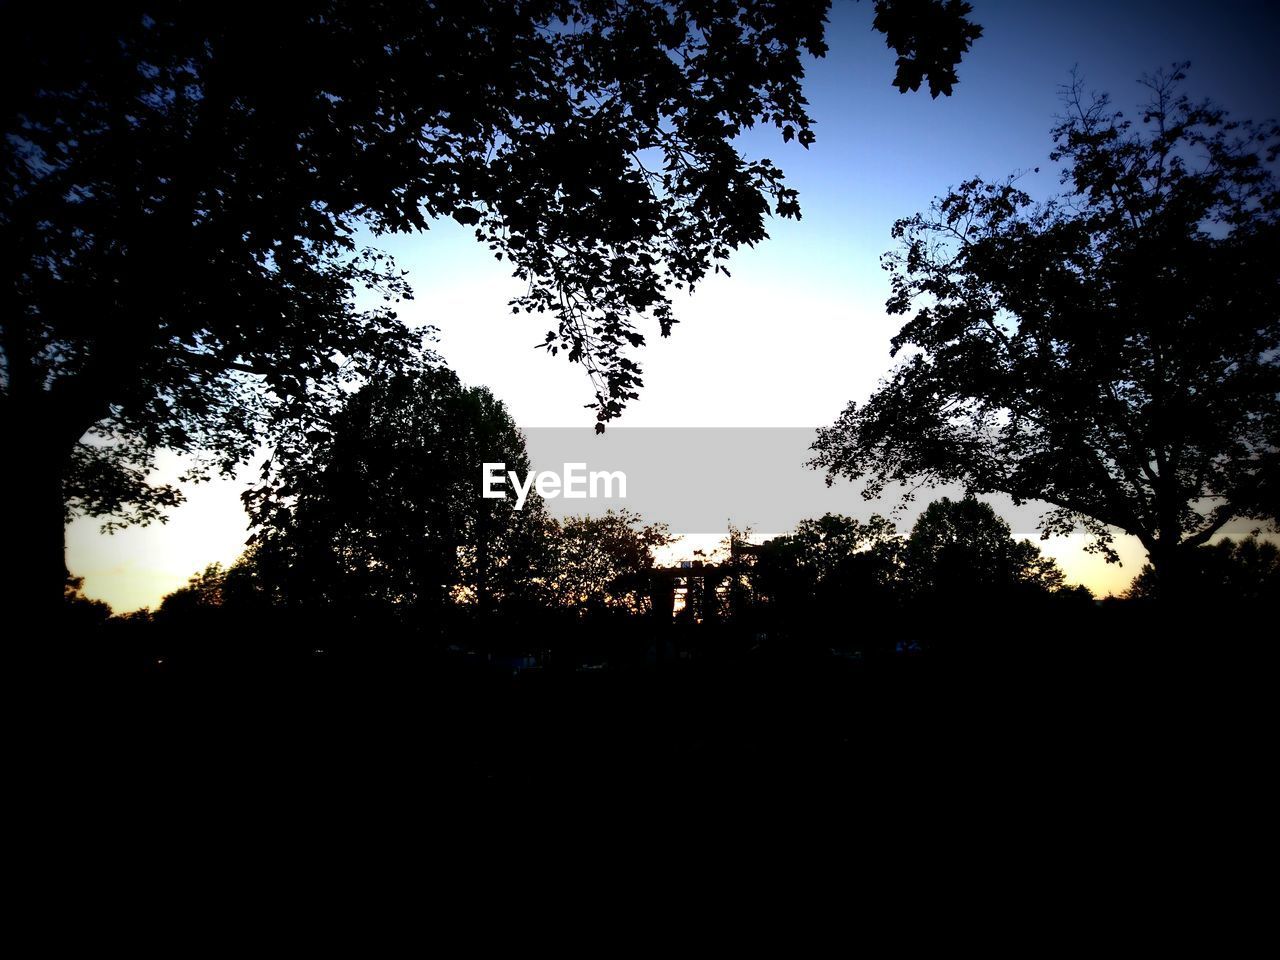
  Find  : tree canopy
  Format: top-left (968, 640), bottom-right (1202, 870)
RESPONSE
top-left (902, 495), bottom-right (1066, 599)
top-left (812, 67), bottom-right (1280, 591)
top-left (3, 1), bottom-right (982, 613)
top-left (754, 512), bottom-right (903, 610)
top-left (544, 509), bottom-right (673, 615)
top-left (1125, 534), bottom-right (1279, 603)
top-left (245, 365), bottom-right (549, 624)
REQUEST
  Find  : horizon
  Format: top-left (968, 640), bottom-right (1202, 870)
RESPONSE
top-left (60, 1), bottom-right (1280, 612)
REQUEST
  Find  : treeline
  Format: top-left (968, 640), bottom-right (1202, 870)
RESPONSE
top-left (64, 366), bottom-right (1278, 674)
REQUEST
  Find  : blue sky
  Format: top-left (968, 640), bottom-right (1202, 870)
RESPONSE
top-left (396, 0), bottom-right (1280, 426)
top-left (68, 0), bottom-right (1280, 610)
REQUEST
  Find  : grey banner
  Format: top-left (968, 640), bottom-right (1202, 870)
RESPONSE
top-left (510, 427), bottom-right (1269, 537)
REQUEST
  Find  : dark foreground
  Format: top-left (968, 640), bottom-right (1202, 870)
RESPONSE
top-left (38, 604), bottom-right (1272, 805)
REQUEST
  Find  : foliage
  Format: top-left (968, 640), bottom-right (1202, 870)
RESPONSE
top-left (754, 512), bottom-right (903, 609)
top-left (245, 366), bottom-right (549, 622)
top-left (3, 1), bottom-right (982, 612)
top-left (812, 66), bottom-right (1280, 588)
top-left (544, 509), bottom-right (673, 615)
top-left (1125, 534), bottom-right (1280, 601)
top-left (64, 576), bottom-right (113, 627)
top-left (902, 495), bottom-right (1067, 599)
top-left (1, 0), bottom-right (985, 506)
top-left (871, 0), bottom-right (983, 98)
top-left (156, 563), bottom-right (227, 618)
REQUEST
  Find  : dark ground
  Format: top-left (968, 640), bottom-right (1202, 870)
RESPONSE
top-left (37, 604), bottom-right (1271, 804)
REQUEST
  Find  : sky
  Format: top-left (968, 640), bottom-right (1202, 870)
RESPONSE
top-left (67, 0), bottom-right (1280, 611)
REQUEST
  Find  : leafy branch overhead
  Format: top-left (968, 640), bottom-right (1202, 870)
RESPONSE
top-left (2, 1), bottom-right (980, 612)
top-left (872, 0), bottom-right (983, 98)
top-left (450, 0), bottom-right (982, 427)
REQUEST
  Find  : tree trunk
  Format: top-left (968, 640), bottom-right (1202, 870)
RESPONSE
top-left (2, 434), bottom-right (70, 622)
top-left (3, 315), bottom-right (82, 625)
top-left (1147, 538), bottom-right (1190, 605)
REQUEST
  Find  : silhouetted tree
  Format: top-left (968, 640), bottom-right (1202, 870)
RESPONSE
top-left (250, 366), bottom-right (550, 626)
top-left (813, 67), bottom-right (1280, 596)
top-left (1125, 534), bottom-right (1279, 602)
top-left (155, 563), bottom-right (226, 619)
top-left (745, 513), bottom-right (902, 657)
top-left (64, 576), bottom-right (112, 629)
top-left (2, 1), bottom-right (982, 616)
top-left (902, 496), bottom-right (1067, 601)
top-left (545, 510), bottom-right (672, 615)
top-left (717, 523), bottom-right (762, 621)
top-left (755, 513), bottom-right (903, 611)
top-left (217, 547), bottom-right (283, 614)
